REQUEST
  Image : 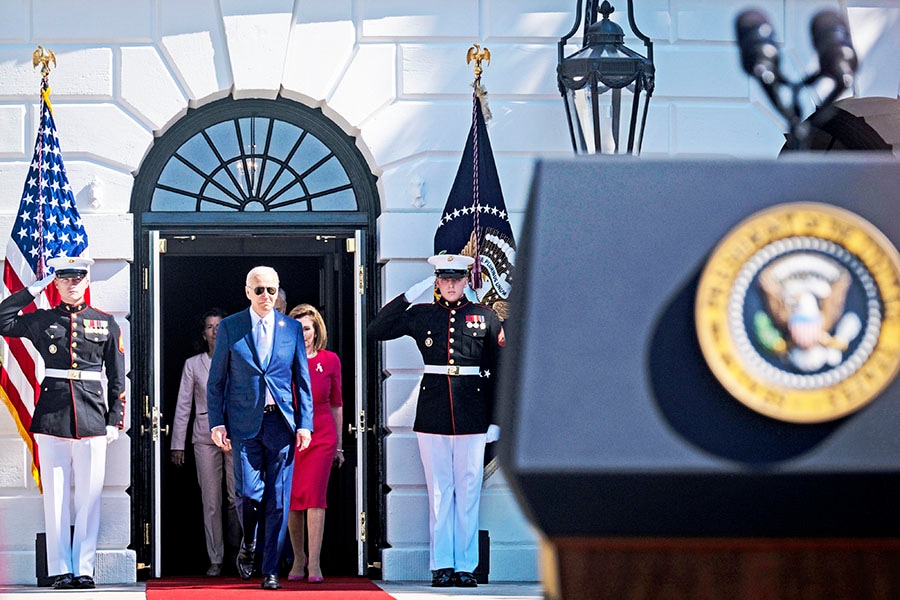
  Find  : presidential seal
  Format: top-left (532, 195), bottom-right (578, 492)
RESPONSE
top-left (695, 202), bottom-right (900, 423)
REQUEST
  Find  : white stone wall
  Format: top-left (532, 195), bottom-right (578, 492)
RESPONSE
top-left (0, 0), bottom-right (895, 586)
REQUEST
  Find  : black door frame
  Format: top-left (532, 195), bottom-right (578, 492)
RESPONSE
top-left (128, 95), bottom-right (383, 580)
top-left (131, 223), bottom-right (382, 579)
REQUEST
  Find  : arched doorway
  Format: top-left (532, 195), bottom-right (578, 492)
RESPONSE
top-left (128, 96), bottom-right (383, 579)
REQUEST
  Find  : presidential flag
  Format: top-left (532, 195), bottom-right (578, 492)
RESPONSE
top-left (1, 77), bottom-right (90, 487)
top-left (434, 82), bottom-right (516, 321)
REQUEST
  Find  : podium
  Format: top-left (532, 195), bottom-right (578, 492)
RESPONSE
top-left (496, 155), bottom-right (900, 599)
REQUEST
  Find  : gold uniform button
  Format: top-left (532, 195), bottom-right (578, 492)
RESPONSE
top-left (72, 342), bottom-right (77, 348)
top-left (72, 363), bottom-right (78, 368)
top-left (449, 349), bottom-right (454, 354)
top-left (72, 332), bottom-right (78, 338)
top-left (450, 327), bottom-right (455, 333)
top-left (449, 359), bottom-right (455, 364)
top-left (450, 310), bottom-right (456, 315)
top-left (449, 338), bottom-right (454, 344)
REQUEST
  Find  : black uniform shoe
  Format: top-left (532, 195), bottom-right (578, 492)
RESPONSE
top-left (261, 574), bottom-right (282, 590)
top-left (431, 568), bottom-right (455, 587)
top-left (51, 573), bottom-right (74, 589)
top-left (73, 575), bottom-right (95, 589)
top-left (236, 545), bottom-right (255, 580)
top-left (454, 571), bottom-right (478, 587)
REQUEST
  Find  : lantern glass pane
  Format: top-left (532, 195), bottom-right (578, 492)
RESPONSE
top-left (567, 82), bottom-right (647, 155)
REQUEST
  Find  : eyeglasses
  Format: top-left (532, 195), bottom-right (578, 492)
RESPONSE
top-left (252, 286), bottom-right (278, 296)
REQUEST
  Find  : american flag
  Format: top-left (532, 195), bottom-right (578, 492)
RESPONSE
top-left (1, 78), bottom-right (89, 487)
top-left (434, 82), bottom-right (516, 321)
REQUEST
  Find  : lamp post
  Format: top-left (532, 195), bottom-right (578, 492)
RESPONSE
top-left (557, 0), bottom-right (655, 155)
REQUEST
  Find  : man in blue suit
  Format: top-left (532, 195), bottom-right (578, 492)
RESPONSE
top-left (207, 265), bottom-right (313, 591)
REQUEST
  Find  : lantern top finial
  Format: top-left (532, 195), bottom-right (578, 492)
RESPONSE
top-left (600, 1), bottom-right (614, 19)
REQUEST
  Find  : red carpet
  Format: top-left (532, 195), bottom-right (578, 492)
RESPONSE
top-left (146, 576), bottom-right (393, 599)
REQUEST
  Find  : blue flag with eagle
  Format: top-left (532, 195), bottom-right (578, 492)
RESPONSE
top-left (434, 82), bottom-right (515, 321)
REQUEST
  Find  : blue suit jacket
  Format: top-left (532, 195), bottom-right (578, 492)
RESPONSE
top-left (207, 308), bottom-right (313, 441)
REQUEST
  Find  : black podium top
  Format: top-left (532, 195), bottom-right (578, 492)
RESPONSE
top-left (497, 154), bottom-right (900, 537)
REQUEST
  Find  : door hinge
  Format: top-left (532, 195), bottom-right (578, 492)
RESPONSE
top-left (360, 511), bottom-right (367, 543)
top-left (158, 238), bottom-right (167, 253)
top-left (142, 268), bottom-right (148, 290)
top-left (346, 237), bottom-right (356, 253)
top-left (143, 522), bottom-right (150, 545)
top-left (358, 266), bottom-right (365, 296)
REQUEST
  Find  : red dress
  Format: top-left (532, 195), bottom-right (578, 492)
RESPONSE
top-left (290, 349), bottom-right (342, 509)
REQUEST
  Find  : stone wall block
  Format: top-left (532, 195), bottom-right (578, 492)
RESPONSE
top-left (384, 431), bottom-right (424, 487)
top-left (283, 0), bottom-right (355, 102)
top-left (329, 44), bottom-right (397, 127)
top-left (361, 101), bottom-right (472, 166)
top-left (0, 47), bottom-right (112, 98)
top-left (376, 212), bottom-right (440, 261)
top-left (359, 1), bottom-right (479, 39)
top-left (221, 2), bottom-right (294, 95)
top-left (0, 106), bottom-right (26, 155)
top-left (34, 0), bottom-right (153, 41)
top-left (120, 47), bottom-right (188, 130)
top-left (52, 105), bottom-right (152, 172)
top-left (385, 488), bottom-right (428, 545)
top-left (383, 374), bottom-right (420, 430)
top-left (0, 439), bottom-right (28, 489)
top-left (654, 46), bottom-right (752, 99)
top-left (67, 162), bottom-right (135, 215)
top-left (673, 103), bottom-right (785, 156)
top-left (159, 0), bottom-right (232, 101)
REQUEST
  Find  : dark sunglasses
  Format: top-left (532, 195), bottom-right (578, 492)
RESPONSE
top-left (252, 286), bottom-right (278, 296)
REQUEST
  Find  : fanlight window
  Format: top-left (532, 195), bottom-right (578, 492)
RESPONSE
top-left (151, 115), bottom-right (357, 212)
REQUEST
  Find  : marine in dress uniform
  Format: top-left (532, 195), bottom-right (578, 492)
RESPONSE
top-left (0, 256), bottom-right (126, 590)
top-left (367, 254), bottom-right (504, 588)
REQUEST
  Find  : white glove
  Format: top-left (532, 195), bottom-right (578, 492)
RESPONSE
top-left (26, 272), bottom-right (56, 296)
top-left (404, 276), bottom-right (436, 303)
top-left (486, 424), bottom-right (500, 443)
top-left (105, 426), bottom-right (119, 445)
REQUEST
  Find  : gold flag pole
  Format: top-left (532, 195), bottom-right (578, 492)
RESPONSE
top-left (467, 43), bottom-right (501, 483)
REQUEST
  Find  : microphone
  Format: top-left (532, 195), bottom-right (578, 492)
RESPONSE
top-left (811, 10), bottom-right (857, 89)
top-left (735, 10), bottom-right (780, 84)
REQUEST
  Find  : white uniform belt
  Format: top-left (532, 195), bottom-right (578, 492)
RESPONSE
top-left (44, 368), bottom-right (102, 381)
top-left (422, 365), bottom-right (481, 376)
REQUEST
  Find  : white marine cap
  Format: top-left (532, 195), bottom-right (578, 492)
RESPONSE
top-left (427, 254), bottom-right (474, 279)
top-left (47, 255), bottom-right (94, 278)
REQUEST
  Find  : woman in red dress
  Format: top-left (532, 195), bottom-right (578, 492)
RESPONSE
top-left (286, 304), bottom-right (343, 583)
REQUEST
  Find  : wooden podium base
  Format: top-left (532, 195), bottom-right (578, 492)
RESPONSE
top-left (541, 537), bottom-right (900, 600)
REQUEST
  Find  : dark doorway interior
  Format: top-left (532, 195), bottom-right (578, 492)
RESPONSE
top-left (157, 234), bottom-right (358, 577)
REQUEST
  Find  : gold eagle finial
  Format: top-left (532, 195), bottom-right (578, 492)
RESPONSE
top-left (466, 43), bottom-right (490, 79)
top-left (33, 46), bottom-right (56, 77)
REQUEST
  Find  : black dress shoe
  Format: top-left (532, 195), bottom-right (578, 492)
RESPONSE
top-left (261, 574), bottom-right (282, 590)
top-left (431, 568), bottom-right (455, 587)
top-left (454, 571), bottom-right (478, 587)
top-left (236, 545), bottom-right (254, 580)
top-left (51, 573), bottom-right (74, 589)
top-left (73, 575), bottom-right (95, 589)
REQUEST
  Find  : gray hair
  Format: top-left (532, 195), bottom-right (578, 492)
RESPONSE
top-left (245, 266), bottom-right (279, 286)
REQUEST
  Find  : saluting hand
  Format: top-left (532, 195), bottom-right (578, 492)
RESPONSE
top-left (26, 272), bottom-right (57, 296)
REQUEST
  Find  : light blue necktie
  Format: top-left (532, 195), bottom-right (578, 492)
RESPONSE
top-left (256, 319), bottom-right (270, 367)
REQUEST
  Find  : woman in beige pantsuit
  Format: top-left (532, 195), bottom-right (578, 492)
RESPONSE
top-left (170, 308), bottom-right (240, 576)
